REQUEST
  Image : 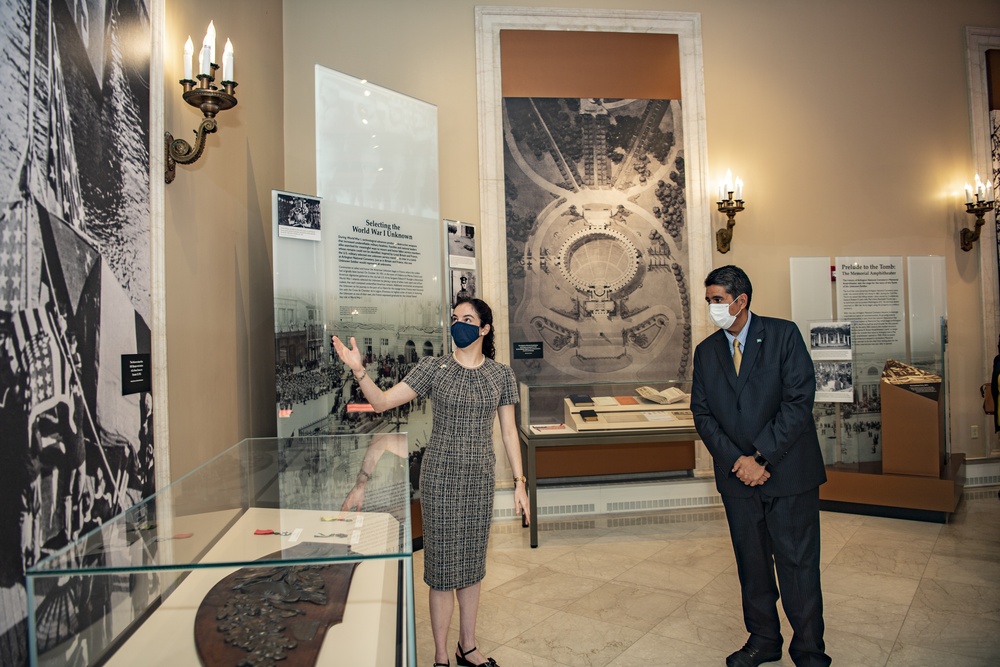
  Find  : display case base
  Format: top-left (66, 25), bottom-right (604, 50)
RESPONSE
top-left (819, 453), bottom-right (965, 523)
top-left (88, 509), bottom-right (405, 667)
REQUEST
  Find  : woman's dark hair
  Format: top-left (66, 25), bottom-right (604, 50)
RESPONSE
top-left (455, 297), bottom-right (496, 359)
top-left (705, 265), bottom-right (753, 308)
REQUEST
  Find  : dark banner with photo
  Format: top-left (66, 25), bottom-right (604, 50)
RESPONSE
top-left (0, 1), bottom-right (153, 663)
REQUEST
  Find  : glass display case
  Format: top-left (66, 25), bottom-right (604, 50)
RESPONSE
top-left (816, 319), bottom-right (948, 473)
top-left (516, 382), bottom-right (698, 547)
top-left (517, 380), bottom-right (694, 434)
top-left (26, 435), bottom-right (415, 667)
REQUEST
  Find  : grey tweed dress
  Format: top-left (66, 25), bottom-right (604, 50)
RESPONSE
top-left (402, 354), bottom-right (518, 590)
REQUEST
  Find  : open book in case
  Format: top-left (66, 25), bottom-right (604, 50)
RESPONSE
top-left (518, 380), bottom-right (695, 434)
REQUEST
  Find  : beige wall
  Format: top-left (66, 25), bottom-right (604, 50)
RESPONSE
top-left (164, 0), bottom-right (283, 479)
top-left (281, 0), bottom-right (1000, 460)
top-left (161, 0), bottom-right (1000, 479)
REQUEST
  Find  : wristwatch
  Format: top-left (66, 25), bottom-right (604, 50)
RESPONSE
top-left (753, 452), bottom-right (770, 470)
top-left (513, 475), bottom-right (527, 484)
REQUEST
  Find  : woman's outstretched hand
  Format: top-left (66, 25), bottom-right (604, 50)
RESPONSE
top-left (342, 482), bottom-right (366, 512)
top-left (332, 335), bottom-right (363, 372)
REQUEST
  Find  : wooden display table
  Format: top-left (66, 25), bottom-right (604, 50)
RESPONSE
top-left (517, 427), bottom-right (697, 547)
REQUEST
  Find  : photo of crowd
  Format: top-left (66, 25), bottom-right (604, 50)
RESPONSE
top-left (814, 361), bottom-right (854, 402)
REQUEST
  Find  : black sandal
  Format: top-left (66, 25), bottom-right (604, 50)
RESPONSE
top-left (456, 642), bottom-right (498, 667)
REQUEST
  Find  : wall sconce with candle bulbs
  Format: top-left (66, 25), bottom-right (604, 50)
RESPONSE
top-left (165, 21), bottom-right (238, 184)
top-left (960, 174), bottom-right (995, 251)
top-left (715, 169), bottom-right (745, 253)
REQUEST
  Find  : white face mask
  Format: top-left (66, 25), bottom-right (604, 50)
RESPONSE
top-left (709, 298), bottom-right (743, 329)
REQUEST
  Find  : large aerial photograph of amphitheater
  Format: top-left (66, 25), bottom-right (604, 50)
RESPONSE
top-left (503, 97), bottom-right (693, 384)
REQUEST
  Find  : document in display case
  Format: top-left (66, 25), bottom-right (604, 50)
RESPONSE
top-left (519, 380), bottom-right (695, 434)
top-left (563, 395), bottom-right (694, 431)
top-left (26, 436), bottom-right (416, 667)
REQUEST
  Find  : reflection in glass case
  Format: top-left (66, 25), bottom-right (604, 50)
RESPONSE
top-left (26, 436), bottom-right (415, 666)
top-left (818, 331), bottom-right (947, 474)
top-left (518, 380), bottom-right (694, 435)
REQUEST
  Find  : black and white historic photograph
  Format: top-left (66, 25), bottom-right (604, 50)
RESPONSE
top-left (809, 321), bottom-right (852, 360)
top-left (0, 1), bottom-right (154, 663)
top-left (446, 220), bottom-right (477, 269)
top-left (836, 360), bottom-right (886, 464)
top-left (504, 97), bottom-right (691, 384)
top-left (451, 269), bottom-right (476, 306)
top-left (814, 360), bottom-right (854, 403)
top-left (839, 405), bottom-right (884, 465)
top-left (812, 404), bottom-right (838, 465)
top-left (276, 190), bottom-right (322, 241)
top-left (812, 386), bottom-right (884, 466)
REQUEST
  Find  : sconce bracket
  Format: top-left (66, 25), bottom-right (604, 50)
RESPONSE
top-left (961, 200), bottom-right (995, 252)
top-left (165, 118), bottom-right (218, 184)
top-left (715, 198), bottom-right (745, 254)
top-left (960, 218), bottom-right (985, 252)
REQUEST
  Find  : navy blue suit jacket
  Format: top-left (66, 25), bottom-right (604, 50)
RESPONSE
top-left (691, 314), bottom-right (827, 498)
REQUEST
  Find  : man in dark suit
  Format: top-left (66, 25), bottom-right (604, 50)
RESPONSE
top-left (691, 266), bottom-right (831, 667)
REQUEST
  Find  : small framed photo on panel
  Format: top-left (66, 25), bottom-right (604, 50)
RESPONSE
top-left (275, 190), bottom-right (322, 241)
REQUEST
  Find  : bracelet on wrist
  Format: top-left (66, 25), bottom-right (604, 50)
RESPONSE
top-left (513, 475), bottom-right (527, 484)
top-left (353, 369), bottom-right (367, 381)
top-left (357, 469), bottom-right (371, 482)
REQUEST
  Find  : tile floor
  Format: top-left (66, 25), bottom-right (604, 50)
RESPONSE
top-left (412, 487), bottom-right (1000, 667)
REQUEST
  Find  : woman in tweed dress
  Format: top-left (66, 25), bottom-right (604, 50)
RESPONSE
top-left (333, 298), bottom-right (529, 667)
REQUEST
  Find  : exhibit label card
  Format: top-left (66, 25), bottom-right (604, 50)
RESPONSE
top-left (834, 257), bottom-right (904, 360)
top-left (512, 341), bottom-right (544, 359)
top-left (120, 353), bottom-right (151, 395)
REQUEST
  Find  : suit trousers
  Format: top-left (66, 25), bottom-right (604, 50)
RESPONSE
top-left (722, 486), bottom-right (831, 667)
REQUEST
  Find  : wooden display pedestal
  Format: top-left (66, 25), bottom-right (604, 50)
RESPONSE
top-left (820, 453), bottom-right (965, 523)
top-left (820, 377), bottom-right (961, 523)
top-left (880, 379), bottom-right (945, 477)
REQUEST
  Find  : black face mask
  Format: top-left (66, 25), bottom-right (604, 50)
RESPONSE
top-left (451, 321), bottom-right (480, 348)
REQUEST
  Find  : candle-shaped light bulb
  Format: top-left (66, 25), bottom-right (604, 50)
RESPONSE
top-left (206, 21), bottom-right (217, 65)
top-left (199, 44), bottom-right (210, 76)
top-left (734, 177), bottom-right (744, 201)
top-left (183, 36), bottom-right (193, 80)
top-left (718, 183), bottom-right (725, 201)
top-left (965, 183), bottom-right (974, 204)
top-left (975, 174), bottom-right (984, 200)
top-left (222, 39), bottom-right (234, 81)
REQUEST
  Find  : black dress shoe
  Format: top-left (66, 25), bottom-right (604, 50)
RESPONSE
top-left (726, 643), bottom-right (782, 667)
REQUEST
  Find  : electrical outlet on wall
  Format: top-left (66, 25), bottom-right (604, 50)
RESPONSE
top-left (971, 425), bottom-right (979, 439)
